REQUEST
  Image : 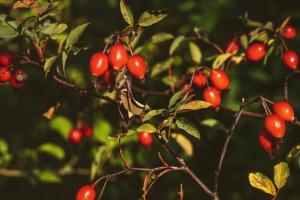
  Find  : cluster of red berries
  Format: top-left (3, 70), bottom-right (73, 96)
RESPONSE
top-left (138, 132), bottom-right (153, 148)
top-left (68, 122), bottom-right (93, 144)
top-left (0, 52), bottom-right (26, 89)
top-left (89, 42), bottom-right (147, 82)
top-left (259, 101), bottom-right (295, 154)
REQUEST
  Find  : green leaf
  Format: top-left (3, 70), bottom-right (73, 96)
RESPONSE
top-left (93, 119), bottom-right (112, 143)
top-left (136, 123), bottom-right (157, 133)
top-left (0, 138), bottom-right (8, 154)
top-left (151, 57), bottom-right (173, 77)
top-left (200, 118), bottom-right (226, 131)
top-left (120, 0), bottom-right (134, 25)
top-left (175, 118), bottom-right (200, 139)
top-left (44, 56), bottom-right (57, 73)
top-left (239, 34), bottom-right (248, 49)
top-left (274, 162), bottom-right (290, 189)
top-left (172, 133), bottom-right (193, 156)
top-left (37, 170), bottom-right (61, 183)
top-left (52, 23), bottom-right (68, 35)
top-left (142, 109), bottom-right (165, 122)
top-left (138, 10), bottom-right (169, 26)
top-left (151, 32), bottom-right (174, 43)
top-left (286, 144), bottom-right (300, 162)
top-left (168, 89), bottom-right (184, 108)
top-left (212, 53), bottom-right (232, 69)
top-left (249, 172), bottom-right (276, 196)
top-left (0, 25), bottom-right (19, 39)
top-left (178, 100), bottom-right (210, 112)
top-left (38, 143), bottom-right (65, 160)
top-left (65, 23), bottom-right (90, 51)
top-left (169, 35), bottom-right (185, 55)
top-left (189, 42), bottom-right (202, 64)
top-left (50, 116), bottom-right (73, 139)
top-left (162, 76), bottom-right (177, 87)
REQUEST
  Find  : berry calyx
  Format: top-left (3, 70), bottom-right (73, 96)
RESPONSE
top-left (273, 101), bottom-right (295, 122)
top-left (224, 40), bottom-right (239, 53)
top-left (192, 70), bottom-right (207, 88)
top-left (80, 123), bottom-right (93, 138)
top-left (0, 67), bottom-right (12, 82)
top-left (202, 87), bottom-right (221, 108)
top-left (138, 132), bottom-right (153, 148)
top-left (259, 131), bottom-right (279, 153)
top-left (127, 54), bottom-right (147, 79)
top-left (264, 114), bottom-right (286, 139)
top-left (68, 129), bottom-right (83, 144)
top-left (10, 76), bottom-right (25, 89)
top-left (281, 25), bottom-right (297, 40)
top-left (108, 42), bottom-right (128, 70)
top-left (209, 69), bottom-right (230, 90)
top-left (89, 52), bottom-right (109, 76)
top-left (246, 43), bottom-right (267, 61)
top-left (76, 185), bottom-right (96, 200)
top-left (283, 50), bottom-right (298, 70)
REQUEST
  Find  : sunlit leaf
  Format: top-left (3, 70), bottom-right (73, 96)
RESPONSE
top-left (169, 35), bottom-right (185, 55)
top-left (136, 123), bottom-right (157, 133)
top-left (50, 116), bottom-right (73, 139)
top-left (175, 118), bottom-right (200, 139)
top-left (43, 56), bottom-right (57, 74)
top-left (151, 57), bottom-right (173, 77)
top-left (212, 53), bottom-right (231, 69)
top-left (93, 119), bottom-right (112, 144)
top-left (142, 109), bottom-right (165, 122)
top-left (0, 25), bottom-right (19, 39)
top-left (249, 172), bottom-right (276, 196)
top-left (138, 10), bottom-right (169, 26)
top-left (168, 89), bottom-right (184, 108)
top-left (36, 170), bottom-right (61, 183)
top-left (120, 0), bottom-right (134, 25)
top-left (178, 100), bottom-right (210, 112)
top-left (188, 41), bottom-right (202, 64)
top-left (38, 143), bottom-right (65, 160)
top-left (65, 23), bottom-right (90, 51)
top-left (172, 133), bottom-right (193, 156)
top-left (0, 138), bottom-right (8, 154)
top-left (151, 32), bottom-right (174, 43)
top-left (274, 162), bottom-right (290, 189)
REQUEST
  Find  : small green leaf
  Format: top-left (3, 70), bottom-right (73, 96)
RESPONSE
top-left (279, 17), bottom-right (291, 30)
top-left (44, 56), bottom-right (57, 73)
top-left (65, 23), bottom-right (90, 51)
top-left (136, 123), bottom-right (157, 133)
top-left (50, 116), bottom-right (73, 139)
top-left (172, 133), bottom-right (193, 156)
top-left (169, 35), bottom-right (185, 55)
top-left (168, 89), bottom-right (184, 108)
top-left (178, 100), bottom-right (210, 112)
top-left (120, 0), bottom-right (134, 25)
top-left (286, 144), bottom-right (300, 162)
top-left (38, 143), bottom-right (65, 160)
top-left (189, 42), bottom-right (202, 64)
top-left (151, 57), bottom-right (173, 77)
top-left (151, 32), bottom-right (174, 43)
top-left (138, 10), bottom-right (169, 26)
top-left (37, 170), bottom-right (61, 183)
top-left (52, 23), bottom-right (68, 35)
top-left (162, 76), bottom-right (177, 87)
top-left (201, 119), bottom-right (218, 127)
top-left (239, 34), bottom-right (248, 49)
top-left (93, 119), bottom-right (112, 144)
top-left (212, 53), bottom-right (232, 69)
top-left (274, 162), bottom-right (290, 189)
top-left (175, 118), bottom-right (200, 139)
top-left (0, 138), bottom-right (8, 154)
top-left (142, 109), bottom-right (165, 122)
top-left (0, 25), bottom-right (19, 39)
top-left (249, 172), bottom-right (276, 196)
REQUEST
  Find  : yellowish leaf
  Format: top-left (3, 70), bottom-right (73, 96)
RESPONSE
top-left (42, 103), bottom-right (61, 119)
top-left (274, 162), bottom-right (290, 189)
top-left (178, 100), bottom-right (211, 112)
top-left (249, 172), bottom-right (276, 196)
top-left (172, 133), bottom-right (193, 156)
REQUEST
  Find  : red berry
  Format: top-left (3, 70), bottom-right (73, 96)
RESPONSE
top-left (76, 185), bottom-right (96, 200)
top-left (224, 40), bottom-right (239, 53)
top-left (138, 132), bottom-right (153, 148)
top-left (273, 101), bottom-right (295, 122)
top-left (264, 114), bottom-right (286, 139)
top-left (0, 67), bottom-right (12, 82)
top-left (108, 42), bottom-right (128, 70)
top-left (281, 25), bottom-right (297, 40)
top-left (68, 129), bottom-right (83, 144)
top-left (202, 87), bottom-right (221, 108)
top-left (209, 69), bottom-right (230, 90)
top-left (192, 71), bottom-right (207, 88)
top-left (246, 43), bottom-right (267, 61)
top-left (259, 131), bottom-right (278, 153)
top-left (127, 55), bottom-right (147, 79)
top-left (10, 76), bottom-right (24, 89)
top-left (0, 51), bottom-right (15, 66)
top-left (80, 123), bottom-right (93, 137)
top-left (89, 52), bottom-right (109, 76)
top-left (283, 50), bottom-right (298, 70)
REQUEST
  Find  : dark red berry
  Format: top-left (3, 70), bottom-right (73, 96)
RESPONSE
top-left (209, 69), bottom-right (230, 90)
top-left (225, 40), bottom-right (239, 53)
top-left (264, 114), bottom-right (286, 139)
top-left (246, 43), bottom-right (267, 61)
top-left (202, 87), bottom-right (221, 108)
top-left (89, 52), bottom-right (109, 76)
top-left (192, 71), bottom-right (207, 88)
top-left (281, 25), bottom-right (297, 40)
top-left (283, 50), bottom-right (298, 70)
top-left (259, 131), bottom-right (279, 153)
top-left (108, 42), bottom-right (128, 70)
top-left (127, 55), bottom-right (147, 79)
top-left (138, 132), bottom-right (153, 148)
top-left (273, 101), bottom-right (295, 122)
top-left (76, 185), bottom-right (96, 200)
top-left (80, 123), bottom-right (93, 138)
top-left (0, 67), bottom-right (12, 82)
top-left (68, 129), bottom-right (83, 144)
top-left (0, 51), bottom-right (15, 67)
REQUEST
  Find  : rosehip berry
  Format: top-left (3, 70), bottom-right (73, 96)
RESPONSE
top-left (0, 67), bottom-right (12, 82)
top-left (192, 71), bottom-right (207, 88)
top-left (202, 87), bottom-right (221, 108)
top-left (259, 131), bottom-right (278, 153)
top-left (283, 50), bottom-right (298, 70)
top-left (138, 132), bottom-right (153, 148)
top-left (246, 43), bottom-right (267, 61)
top-left (89, 52), bottom-right (109, 76)
top-left (225, 40), bottom-right (239, 53)
top-left (108, 42), bottom-right (128, 70)
top-left (281, 25), bottom-right (297, 40)
top-left (0, 52), bottom-right (15, 66)
top-left (103, 70), bottom-right (112, 87)
top-left (80, 123), bottom-right (93, 137)
top-left (76, 185), bottom-right (96, 200)
top-left (209, 69), bottom-right (230, 90)
top-left (264, 114), bottom-right (286, 139)
top-left (273, 101), bottom-right (295, 122)
top-left (68, 129), bottom-right (83, 144)
top-left (127, 54), bottom-right (147, 79)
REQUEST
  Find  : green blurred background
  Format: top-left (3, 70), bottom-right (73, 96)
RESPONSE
top-left (0, 0), bottom-right (300, 199)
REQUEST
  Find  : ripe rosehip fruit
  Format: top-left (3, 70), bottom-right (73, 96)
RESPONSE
top-left (0, 67), bottom-right (12, 82)
top-left (209, 69), bottom-right (230, 90)
top-left (138, 132), bottom-right (153, 148)
top-left (0, 52), bottom-right (15, 66)
top-left (68, 129), bottom-right (83, 144)
top-left (127, 55), bottom-right (147, 79)
top-left (246, 43), bottom-right (267, 61)
top-left (80, 123), bottom-right (93, 137)
top-left (108, 42), bottom-right (128, 70)
top-left (76, 185), bottom-right (96, 200)
top-left (273, 101), bottom-right (295, 122)
top-left (264, 114), bottom-right (286, 139)
top-left (283, 50), bottom-right (298, 70)
top-left (259, 131), bottom-right (278, 153)
top-left (281, 25), bottom-right (297, 40)
top-left (202, 87), bottom-right (221, 108)
top-left (192, 71), bottom-right (207, 88)
top-left (89, 52), bottom-right (108, 76)
top-left (225, 40), bottom-right (239, 53)
top-left (103, 70), bottom-right (112, 87)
